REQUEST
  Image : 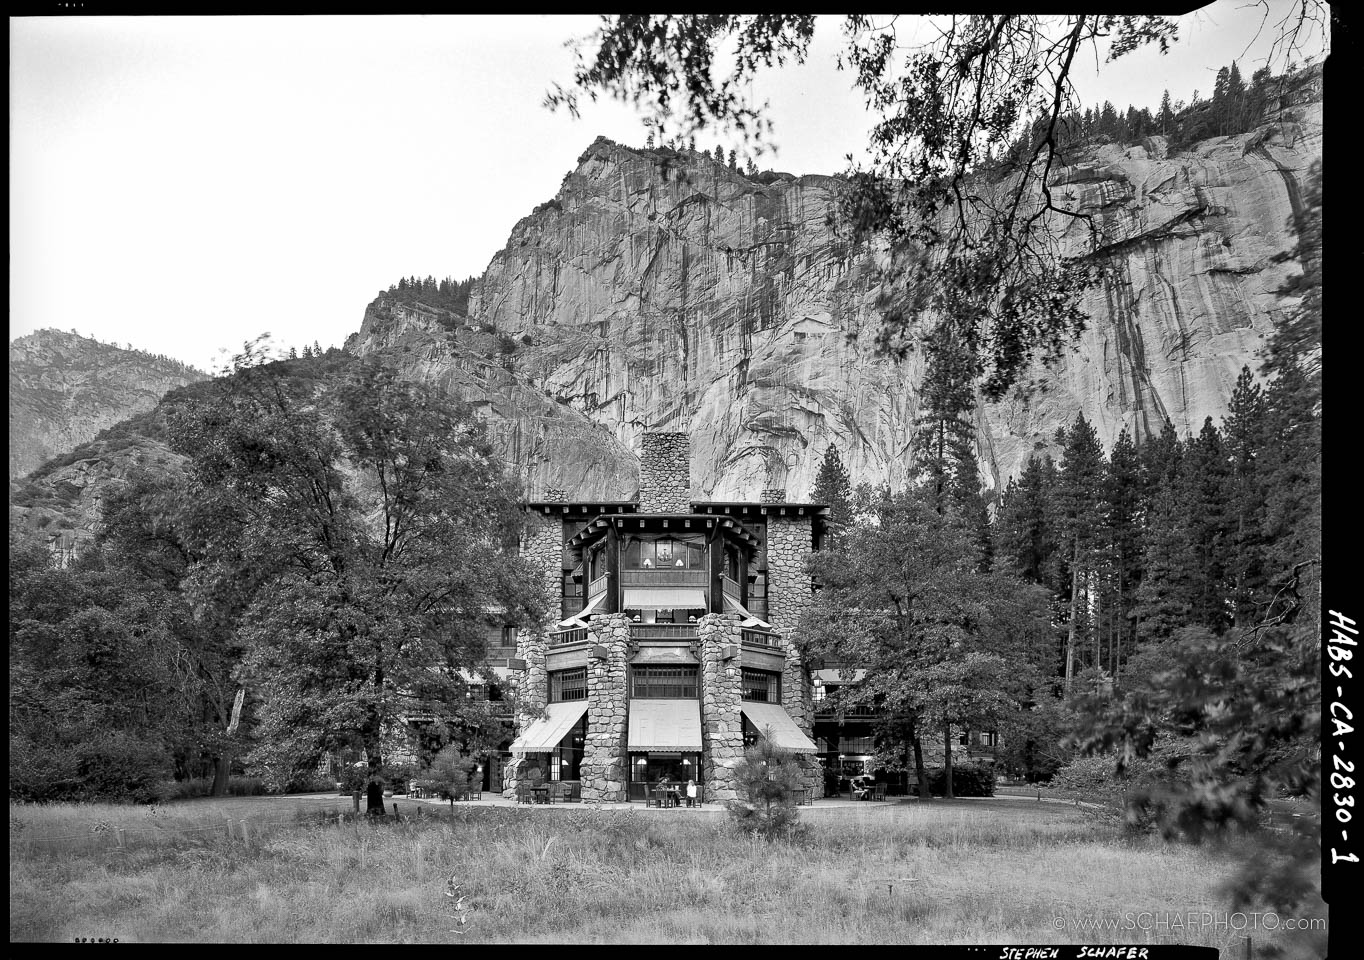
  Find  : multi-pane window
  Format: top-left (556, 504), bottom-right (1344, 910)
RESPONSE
top-left (837, 735), bottom-right (874, 754)
top-left (549, 667), bottom-right (588, 702)
top-left (630, 665), bottom-right (698, 699)
top-left (741, 669), bottom-right (780, 703)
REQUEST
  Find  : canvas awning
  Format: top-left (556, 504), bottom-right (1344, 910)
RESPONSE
top-left (556, 591), bottom-right (605, 628)
top-left (627, 699), bottom-right (703, 752)
top-left (508, 701), bottom-right (587, 754)
top-left (622, 588), bottom-right (706, 610)
top-left (723, 594), bottom-right (772, 629)
top-left (741, 702), bottom-right (819, 754)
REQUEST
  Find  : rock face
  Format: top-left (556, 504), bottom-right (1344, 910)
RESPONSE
top-left (454, 84), bottom-right (1320, 501)
top-left (9, 330), bottom-right (207, 482)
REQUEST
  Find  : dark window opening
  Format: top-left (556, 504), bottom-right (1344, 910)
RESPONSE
top-left (631, 665), bottom-right (698, 699)
top-left (549, 667), bottom-right (588, 702)
top-left (741, 668), bottom-right (780, 703)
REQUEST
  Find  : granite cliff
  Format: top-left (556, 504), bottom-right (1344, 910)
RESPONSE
top-left (347, 76), bottom-right (1320, 502)
top-left (9, 330), bottom-right (208, 482)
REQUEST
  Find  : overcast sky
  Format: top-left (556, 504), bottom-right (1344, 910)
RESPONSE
top-left (10, 5), bottom-right (1328, 373)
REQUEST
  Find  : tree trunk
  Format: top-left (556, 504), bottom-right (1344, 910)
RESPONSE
top-left (210, 754), bottom-right (232, 797)
top-left (1065, 559), bottom-right (1080, 692)
top-left (366, 778), bottom-right (385, 816)
top-left (908, 714), bottom-right (929, 799)
top-left (943, 724), bottom-right (954, 799)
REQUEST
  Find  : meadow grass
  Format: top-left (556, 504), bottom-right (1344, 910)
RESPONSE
top-left (9, 796), bottom-right (1327, 950)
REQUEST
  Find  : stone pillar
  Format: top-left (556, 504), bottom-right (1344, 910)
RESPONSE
top-left (637, 432), bottom-right (692, 512)
top-left (765, 512), bottom-right (823, 798)
top-left (579, 613), bottom-right (631, 802)
top-left (521, 509), bottom-right (563, 609)
top-left (503, 625), bottom-right (548, 797)
top-left (698, 612), bottom-right (744, 802)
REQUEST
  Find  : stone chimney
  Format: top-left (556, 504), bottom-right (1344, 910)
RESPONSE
top-left (637, 432), bottom-right (691, 513)
top-left (760, 487), bottom-right (786, 504)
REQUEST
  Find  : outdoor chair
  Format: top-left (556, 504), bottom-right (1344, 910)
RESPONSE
top-left (564, 782), bottom-right (581, 803)
top-left (871, 783), bottom-right (888, 801)
top-left (515, 782), bottom-right (531, 805)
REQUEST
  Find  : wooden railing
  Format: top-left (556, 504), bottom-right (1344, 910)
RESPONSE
top-left (549, 627), bottom-right (588, 646)
top-left (721, 575), bottom-right (741, 600)
top-left (741, 628), bottom-right (781, 648)
top-left (631, 623), bottom-right (697, 640)
top-left (620, 569), bottom-right (708, 587)
top-left (587, 574), bottom-right (610, 598)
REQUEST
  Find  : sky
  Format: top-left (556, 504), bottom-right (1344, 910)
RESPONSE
top-left (10, 5), bottom-right (1329, 373)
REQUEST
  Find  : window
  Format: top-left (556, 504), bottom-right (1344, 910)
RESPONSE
top-left (741, 669), bottom-right (780, 703)
top-left (630, 665), bottom-right (698, 699)
top-left (549, 667), bottom-right (588, 702)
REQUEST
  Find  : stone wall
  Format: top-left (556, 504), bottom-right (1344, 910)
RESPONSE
top-left (580, 613), bottom-right (631, 802)
top-left (638, 432), bottom-right (691, 513)
top-left (698, 612), bottom-right (744, 802)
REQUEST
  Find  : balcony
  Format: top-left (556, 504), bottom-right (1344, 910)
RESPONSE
top-left (721, 574), bottom-right (742, 601)
top-left (741, 628), bottom-right (781, 648)
top-left (630, 623), bottom-right (697, 640)
top-left (549, 627), bottom-right (588, 647)
top-left (620, 569), bottom-right (708, 588)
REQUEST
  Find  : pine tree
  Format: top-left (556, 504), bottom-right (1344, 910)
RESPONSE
top-left (728, 148), bottom-right (738, 170)
top-left (994, 454), bottom-right (1062, 591)
top-left (1158, 89), bottom-right (1174, 136)
top-left (811, 445), bottom-right (853, 536)
top-left (1181, 418), bottom-right (1232, 633)
top-left (1223, 367), bottom-right (1268, 628)
top-left (645, 131), bottom-right (655, 149)
top-left (713, 144), bottom-right (725, 164)
top-left (910, 324), bottom-right (991, 568)
top-left (1056, 413), bottom-right (1107, 688)
top-left (1103, 429), bottom-right (1144, 678)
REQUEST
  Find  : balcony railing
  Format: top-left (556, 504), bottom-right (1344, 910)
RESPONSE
top-left (721, 575), bottom-right (741, 600)
top-left (620, 569), bottom-right (708, 587)
top-left (587, 573), bottom-right (609, 598)
top-left (549, 627), bottom-right (588, 646)
top-left (631, 623), bottom-right (697, 640)
top-left (741, 628), bottom-right (781, 648)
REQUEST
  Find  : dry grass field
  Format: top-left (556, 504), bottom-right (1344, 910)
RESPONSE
top-left (9, 795), bottom-right (1327, 950)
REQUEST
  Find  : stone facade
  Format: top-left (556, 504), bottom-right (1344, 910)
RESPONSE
top-left (698, 613), bottom-right (744, 801)
top-left (580, 613), bottom-right (631, 802)
top-left (638, 432), bottom-right (691, 513)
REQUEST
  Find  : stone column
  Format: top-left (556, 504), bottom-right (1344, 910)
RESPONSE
top-left (505, 507), bottom-right (564, 796)
top-left (579, 613), bottom-right (631, 802)
top-left (698, 612), bottom-right (744, 802)
top-left (765, 512), bottom-right (823, 798)
top-left (638, 432), bottom-right (692, 512)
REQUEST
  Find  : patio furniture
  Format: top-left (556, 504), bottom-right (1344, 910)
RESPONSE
top-left (871, 783), bottom-right (888, 801)
top-left (532, 785), bottom-right (551, 804)
top-left (515, 782), bottom-right (531, 805)
top-left (562, 782), bottom-right (582, 803)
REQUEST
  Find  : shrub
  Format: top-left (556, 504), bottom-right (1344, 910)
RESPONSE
top-left (417, 746), bottom-right (477, 802)
top-left (927, 763), bottom-right (996, 797)
top-left (726, 732), bottom-right (806, 840)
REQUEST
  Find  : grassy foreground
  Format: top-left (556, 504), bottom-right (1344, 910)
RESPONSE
top-left (10, 796), bottom-right (1327, 949)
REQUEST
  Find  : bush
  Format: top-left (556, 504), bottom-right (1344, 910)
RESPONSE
top-left (726, 733), bottom-right (806, 840)
top-left (417, 746), bottom-right (477, 801)
top-left (11, 730), bottom-right (175, 803)
top-left (926, 763), bottom-right (996, 797)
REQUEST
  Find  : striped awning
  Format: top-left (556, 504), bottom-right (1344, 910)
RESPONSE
top-left (509, 701), bottom-right (587, 753)
top-left (622, 588), bottom-right (706, 610)
top-left (627, 699), bottom-right (703, 752)
top-left (741, 702), bottom-right (819, 754)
